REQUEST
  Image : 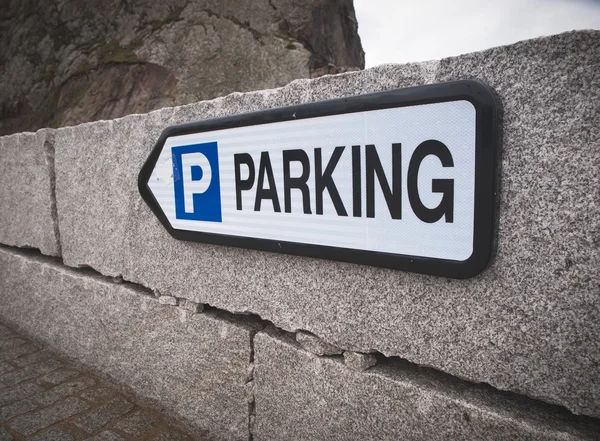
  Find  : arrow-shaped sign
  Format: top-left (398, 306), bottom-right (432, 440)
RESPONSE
top-left (138, 81), bottom-right (498, 278)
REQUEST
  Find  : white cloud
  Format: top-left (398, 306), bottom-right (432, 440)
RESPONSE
top-left (354, 0), bottom-right (600, 67)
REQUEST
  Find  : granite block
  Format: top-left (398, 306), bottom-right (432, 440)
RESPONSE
top-left (179, 299), bottom-right (204, 313)
top-left (52, 31), bottom-right (600, 416)
top-left (157, 296), bottom-right (177, 306)
top-left (0, 129), bottom-right (60, 256)
top-left (343, 351), bottom-right (377, 372)
top-left (295, 331), bottom-right (342, 356)
top-left (253, 328), bottom-right (600, 441)
top-left (0, 248), bottom-right (259, 441)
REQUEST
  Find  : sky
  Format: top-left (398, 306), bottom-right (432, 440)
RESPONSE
top-left (354, 0), bottom-right (600, 68)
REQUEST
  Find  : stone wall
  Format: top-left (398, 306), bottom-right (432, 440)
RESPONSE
top-left (0, 31), bottom-right (599, 440)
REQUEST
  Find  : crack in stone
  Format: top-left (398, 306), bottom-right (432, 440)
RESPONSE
top-left (42, 130), bottom-right (62, 257)
top-left (247, 330), bottom-right (257, 441)
top-left (1, 243), bottom-right (598, 426)
top-left (201, 8), bottom-right (264, 44)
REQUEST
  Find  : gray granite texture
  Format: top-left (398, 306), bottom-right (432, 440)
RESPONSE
top-left (53, 31), bottom-right (600, 416)
top-left (0, 247), bottom-right (256, 441)
top-left (343, 351), bottom-right (377, 372)
top-left (295, 331), bottom-right (342, 356)
top-left (0, 129), bottom-right (60, 256)
top-left (254, 328), bottom-right (600, 441)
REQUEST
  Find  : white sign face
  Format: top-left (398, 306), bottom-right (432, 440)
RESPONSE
top-left (139, 82), bottom-right (497, 278)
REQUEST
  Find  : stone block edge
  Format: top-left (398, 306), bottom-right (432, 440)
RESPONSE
top-left (255, 326), bottom-right (600, 440)
top-left (2, 245), bottom-right (598, 438)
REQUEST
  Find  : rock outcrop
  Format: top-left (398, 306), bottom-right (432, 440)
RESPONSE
top-left (0, 0), bottom-right (364, 135)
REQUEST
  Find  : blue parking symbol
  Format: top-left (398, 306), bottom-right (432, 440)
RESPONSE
top-left (172, 142), bottom-right (222, 222)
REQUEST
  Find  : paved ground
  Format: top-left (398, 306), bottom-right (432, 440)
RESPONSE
top-left (0, 322), bottom-right (204, 441)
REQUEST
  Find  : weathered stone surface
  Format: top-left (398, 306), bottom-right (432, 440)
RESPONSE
top-left (343, 351), bottom-right (377, 372)
top-left (0, 361), bottom-right (13, 376)
top-left (13, 350), bottom-right (53, 368)
top-left (83, 431), bottom-right (124, 441)
top-left (34, 377), bottom-right (96, 405)
top-left (157, 296), bottom-right (177, 306)
top-left (37, 369), bottom-right (79, 386)
top-left (0, 344), bottom-right (40, 362)
top-left (0, 427), bottom-right (14, 441)
top-left (0, 399), bottom-right (37, 423)
top-left (0, 324), bottom-right (203, 441)
top-left (295, 331), bottom-right (342, 356)
top-left (78, 387), bottom-right (115, 404)
top-left (148, 428), bottom-right (193, 441)
top-left (0, 129), bottom-right (60, 256)
top-left (112, 409), bottom-right (160, 437)
top-left (254, 328), bottom-right (600, 441)
top-left (72, 397), bottom-right (134, 434)
top-left (8, 397), bottom-right (89, 436)
top-left (0, 340), bottom-right (25, 352)
top-left (0, 382), bottom-right (45, 407)
top-left (29, 428), bottom-right (74, 441)
top-left (179, 299), bottom-right (204, 314)
top-left (0, 248), bottom-right (259, 441)
top-left (0, 0), bottom-right (363, 136)
top-left (0, 359), bottom-right (62, 387)
top-left (53, 31), bottom-right (600, 416)
top-left (0, 326), bottom-right (16, 341)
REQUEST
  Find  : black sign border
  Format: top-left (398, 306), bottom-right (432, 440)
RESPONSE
top-left (138, 80), bottom-right (498, 279)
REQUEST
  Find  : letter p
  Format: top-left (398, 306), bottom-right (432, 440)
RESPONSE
top-left (172, 142), bottom-right (222, 222)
